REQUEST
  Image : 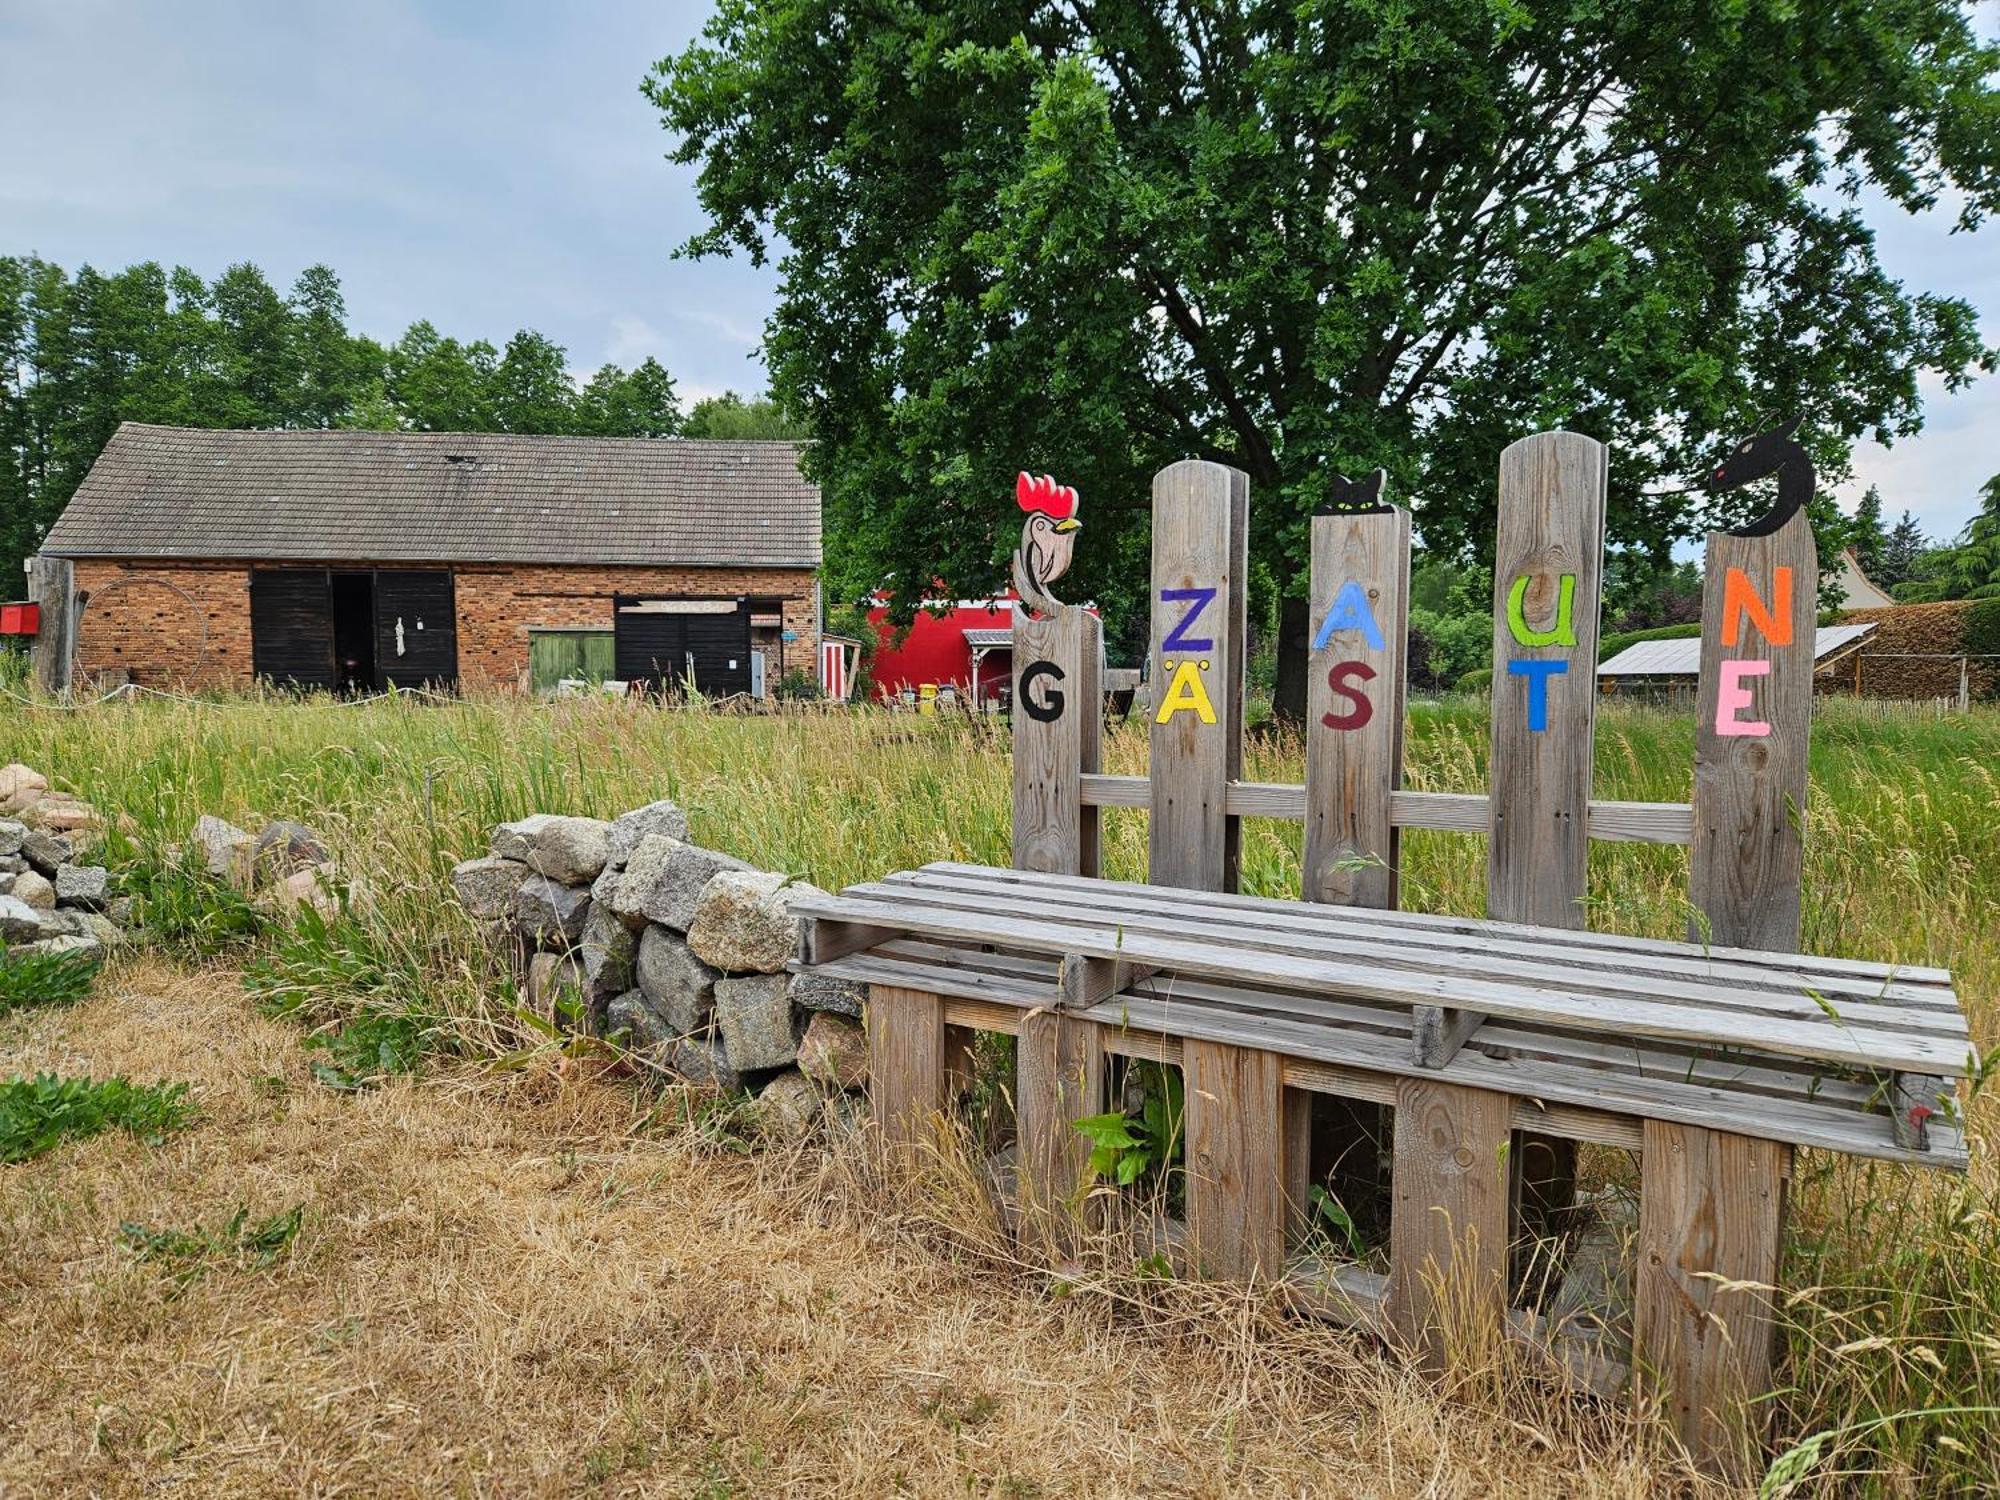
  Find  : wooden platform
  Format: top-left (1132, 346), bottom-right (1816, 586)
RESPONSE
top-left (794, 863), bottom-right (1971, 1169)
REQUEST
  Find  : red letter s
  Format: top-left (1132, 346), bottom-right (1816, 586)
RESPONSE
top-left (1322, 660), bottom-right (1377, 730)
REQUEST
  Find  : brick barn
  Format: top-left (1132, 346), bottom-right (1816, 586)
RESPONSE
top-left (34, 423), bottom-right (823, 696)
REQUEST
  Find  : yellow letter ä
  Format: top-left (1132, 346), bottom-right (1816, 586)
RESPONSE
top-left (1154, 659), bottom-right (1218, 725)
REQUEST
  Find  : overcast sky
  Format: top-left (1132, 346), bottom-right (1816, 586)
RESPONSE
top-left (4, 0), bottom-right (1996, 540)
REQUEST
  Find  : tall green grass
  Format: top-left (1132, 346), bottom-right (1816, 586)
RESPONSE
top-left (4, 692), bottom-right (1996, 1488)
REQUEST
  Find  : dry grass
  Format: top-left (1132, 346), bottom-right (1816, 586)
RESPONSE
top-left (4, 692), bottom-right (1998, 1490)
top-left (0, 956), bottom-right (1689, 1499)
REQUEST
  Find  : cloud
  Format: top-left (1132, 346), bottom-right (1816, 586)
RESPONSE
top-left (3, 0), bottom-right (781, 397)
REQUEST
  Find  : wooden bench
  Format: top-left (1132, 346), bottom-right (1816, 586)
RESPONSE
top-left (798, 863), bottom-right (1971, 1170)
top-left (803, 436), bottom-right (1979, 1477)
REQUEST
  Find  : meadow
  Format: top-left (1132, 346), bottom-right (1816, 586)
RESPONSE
top-left (2, 691), bottom-right (1996, 1493)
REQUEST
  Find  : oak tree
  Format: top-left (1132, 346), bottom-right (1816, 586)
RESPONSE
top-left (650, 0), bottom-right (2000, 709)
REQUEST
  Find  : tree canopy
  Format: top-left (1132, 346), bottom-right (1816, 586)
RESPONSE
top-left (1895, 474), bottom-right (2000, 600)
top-left (681, 390), bottom-right (811, 439)
top-left (650, 0), bottom-right (2000, 702)
top-left (0, 258), bottom-right (727, 589)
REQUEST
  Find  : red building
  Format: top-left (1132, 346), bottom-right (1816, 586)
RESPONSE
top-left (865, 594), bottom-right (1017, 705)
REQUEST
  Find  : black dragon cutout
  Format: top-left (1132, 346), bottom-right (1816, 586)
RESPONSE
top-left (1707, 416), bottom-right (1813, 537)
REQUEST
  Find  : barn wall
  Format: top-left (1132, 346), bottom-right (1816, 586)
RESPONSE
top-left (452, 564), bottom-right (817, 690)
top-left (63, 559), bottom-right (819, 692)
top-left (70, 561), bottom-right (254, 688)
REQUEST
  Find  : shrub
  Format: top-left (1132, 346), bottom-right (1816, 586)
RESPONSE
top-left (1965, 598), bottom-right (2000, 665)
top-left (1454, 667), bottom-right (1493, 693)
top-left (773, 666), bottom-right (823, 701)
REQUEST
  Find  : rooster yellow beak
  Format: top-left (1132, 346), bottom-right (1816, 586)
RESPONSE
top-left (1053, 518), bottom-right (1081, 533)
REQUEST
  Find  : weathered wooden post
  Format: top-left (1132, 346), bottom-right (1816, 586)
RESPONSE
top-left (1143, 460), bottom-right (1290, 1279)
top-left (1008, 473), bottom-right (1111, 1220)
top-left (1147, 461), bottom-right (1248, 892)
top-left (28, 555), bottom-right (75, 695)
top-left (1638, 421), bottom-right (1815, 1477)
top-left (1391, 430), bottom-right (1606, 1362)
top-left (1294, 472), bottom-right (1410, 1244)
top-left (1302, 471), bottom-right (1410, 909)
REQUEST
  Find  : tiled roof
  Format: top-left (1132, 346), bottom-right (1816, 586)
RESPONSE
top-left (40, 423), bottom-right (820, 569)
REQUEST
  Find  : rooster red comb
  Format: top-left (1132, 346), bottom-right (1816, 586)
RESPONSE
top-left (1016, 471), bottom-right (1078, 521)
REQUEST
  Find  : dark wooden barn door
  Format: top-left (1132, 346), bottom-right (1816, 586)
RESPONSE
top-left (615, 597), bottom-right (751, 698)
top-left (373, 570), bottom-right (458, 689)
top-left (249, 569), bottom-right (336, 690)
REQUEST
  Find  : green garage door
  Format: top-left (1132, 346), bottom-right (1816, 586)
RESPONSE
top-left (530, 629), bottom-right (616, 693)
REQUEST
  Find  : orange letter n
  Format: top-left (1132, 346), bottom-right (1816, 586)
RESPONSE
top-left (1721, 566), bottom-right (1794, 648)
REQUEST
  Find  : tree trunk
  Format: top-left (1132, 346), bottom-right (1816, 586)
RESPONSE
top-left (1273, 592), bottom-right (1310, 723)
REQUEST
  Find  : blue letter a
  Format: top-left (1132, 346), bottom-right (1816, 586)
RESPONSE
top-left (1311, 581), bottom-right (1386, 652)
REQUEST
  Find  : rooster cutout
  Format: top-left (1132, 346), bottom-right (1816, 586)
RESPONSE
top-left (1012, 471), bottom-right (1082, 615)
top-left (1313, 468), bottom-right (1391, 517)
top-left (1707, 416), bottom-right (1812, 537)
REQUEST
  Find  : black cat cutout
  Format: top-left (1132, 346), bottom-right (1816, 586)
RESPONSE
top-left (1314, 469), bottom-right (1391, 517)
top-left (1707, 416), bottom-right (1813, 537)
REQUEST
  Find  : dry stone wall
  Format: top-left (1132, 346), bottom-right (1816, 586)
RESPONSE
top-left (0, 762), bottom-right (128, 958)
top-left (452, 800), bottom-right (867, 1135)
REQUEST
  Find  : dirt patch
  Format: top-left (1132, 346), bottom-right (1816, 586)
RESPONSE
top-left (0, 959), bottom-right (1678, 1497)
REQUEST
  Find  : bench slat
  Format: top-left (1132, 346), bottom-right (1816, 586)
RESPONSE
top-left (834, 881), bottom-right (1971, 1064)
top-left (1138, 973), bottom-right (1885, 1112)
top-left (885, 869), bottom-right (1961, 1020)
top-left (916, 862), bottom-right (1955, 987)
top-left (792, 890), bottom-right (1970, 1076)
top-left (1094, 994), bottom-right (1964, 1168)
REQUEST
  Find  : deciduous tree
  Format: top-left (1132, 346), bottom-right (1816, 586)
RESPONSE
top-left (650, 0), bottom-right (2000, 707)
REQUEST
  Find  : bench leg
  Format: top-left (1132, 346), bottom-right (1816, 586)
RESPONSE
top-left (1635, 1121), bottom-right (1789, 1482)
top-left (1184, 1040), bottom-right (1288, 1280)
top-left (1388, 1078), bottom-right (1512, 1368)
top-left (1016, 1009), bottom-right (1105, 1228)
top-left (1283, 1086), bottom-right (1314, 1246)
top-left (865, 984), bottom-right (948, 1150)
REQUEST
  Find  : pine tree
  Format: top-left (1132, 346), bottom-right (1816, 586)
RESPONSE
top-left (1850, 485), bottom-right (1888, 578)
top-left (1879, 511), bottom-right (1931, 588)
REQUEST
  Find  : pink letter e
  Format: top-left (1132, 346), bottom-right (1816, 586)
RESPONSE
top-left (1715, 659), bottom-right (1772, 737)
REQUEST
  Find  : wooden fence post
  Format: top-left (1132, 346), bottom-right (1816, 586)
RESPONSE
top-left (1303, 485), bottom-right (1410, 908)
top-left (1484, 431), bottom-right (1609, 928)
top-left (1639, 431), bottom-right (1816, 1473)
top-left (1013, 604), bottom-right (1102, 877)
top-left (1148, 460), bottom-right (1248, 893)
top-left (1299, 481), bottom-right (1411, 1254)
top-left (1688, 499), bottom-right (1816, 950)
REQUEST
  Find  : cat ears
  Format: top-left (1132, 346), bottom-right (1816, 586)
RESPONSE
top-left (1313, 468), bottom-right (1392, 516)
